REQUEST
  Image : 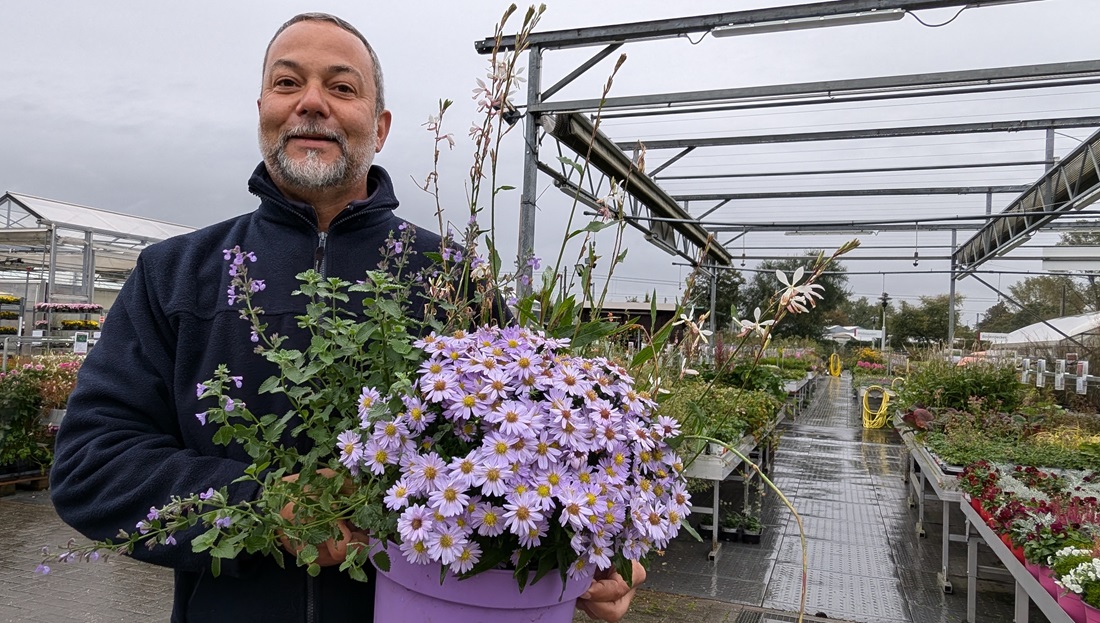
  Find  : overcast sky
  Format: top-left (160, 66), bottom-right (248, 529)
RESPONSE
top-left (3, 0), bottom-right (1099, 326)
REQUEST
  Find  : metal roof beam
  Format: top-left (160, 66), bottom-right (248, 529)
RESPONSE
top-left (672, 187), bottom-right (1028, 201)
top-left (616, 117), bottom-right (1100, 151)
top-left (541, 112), bottom-right (732, 265)
top-left (655, 160), bottom-right (1053, 180)
top-left (476, 0), bottom-right (1039, 52)
top-left (954, 128), bottom-right (1100, 274)
top-left (533, 60), bottom-right (1100, 114)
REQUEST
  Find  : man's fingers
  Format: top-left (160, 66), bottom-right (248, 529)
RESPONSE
top-left (580, 577), bottom-right (627, 602)
top-left (577, 588), bottom-right (635, 622)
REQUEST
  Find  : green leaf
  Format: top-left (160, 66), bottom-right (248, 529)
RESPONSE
top-left (299, 544), bottom-right (319, 565)
top-left (570, 320), bottom-right (620, 351)
top-left (372, 548), bottom-right (391, 573)
top-left (614, 555), bottom-right (633, 587)
top-left (307, 563), bottom-right (321, 577)
top-left (496, 185), bottom-right (515, 192)
top-left (650, 290), bottom-right (658, 329)
top-left (680, 518), bottom-right (703, 542)
top-left (567, 219), bottom-right (615, 241)
top-left (191, 527), bottom-right (219, 553)
top-left (210, 556), bottom-right (222, 577)
top-left (557, 155), bottom-right (584, 176)
top-left (376, 299), bottom-right (402, 319)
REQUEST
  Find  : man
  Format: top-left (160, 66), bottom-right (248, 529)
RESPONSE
top-left (51, 12), bottom-right (643, 622)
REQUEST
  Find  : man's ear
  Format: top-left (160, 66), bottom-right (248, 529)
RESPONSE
top-left (374, 110), bottom-right (393, 152)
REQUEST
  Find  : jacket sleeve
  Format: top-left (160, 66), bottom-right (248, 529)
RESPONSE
top-left (50, 252), bottom-right (263, 574)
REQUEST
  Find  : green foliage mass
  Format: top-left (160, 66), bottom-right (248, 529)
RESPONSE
top-left (658, 384), bottom-right (783, 444)
top-left (897, 359), bottom-right (1021, 412)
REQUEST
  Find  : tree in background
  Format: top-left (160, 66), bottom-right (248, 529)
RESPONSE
top-left (686, 267), bottom-right (745, 331)
top-left (976, 301), bottom-right (1019, 334)
top-left (975, 275), bottom-right (1090, 334)
top-left (838, 296), bottom-right (881, 329)
top-left (888, 294), bottom-right (964, 347)
top-left (739, 256), bottom-right (850, 339)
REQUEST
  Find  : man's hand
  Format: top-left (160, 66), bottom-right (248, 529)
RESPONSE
top-left (576, 560), bottom-right (646, 622)
top-left (277, 468), bottom-right (369, 567)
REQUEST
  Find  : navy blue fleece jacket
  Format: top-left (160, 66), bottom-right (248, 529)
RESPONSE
top-left (50, 163), bottom-right (441, 622)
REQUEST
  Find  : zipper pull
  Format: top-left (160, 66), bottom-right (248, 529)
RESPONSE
top-left (314, 232), bottom-right (328, 275)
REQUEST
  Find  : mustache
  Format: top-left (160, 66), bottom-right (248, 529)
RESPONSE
top-left (278, 123), bottom-right (347, 151)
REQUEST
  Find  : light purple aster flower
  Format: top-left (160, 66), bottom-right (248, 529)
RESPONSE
top-left (35, 563), bottom-right (50, 575)
top-left (165, 534), bottom-right (177, 546)
top-left (195, 412), bottom-right (207, 426)
top-left (336, 430), bottom-right (364, 473)
top-left (427, 522), bottom-right (467, 565)
top-left (214, 516), bottom-right (232, 529)
top-left (146, 507), bottom-right (159, 521)
top-left (230, 376), bottom-right (243, 389)
top-left (450, 541), bottom-right (481, 575)
top-left (397, 504), bottom-right (434, 543)
top-left (199, 488), bottom-right (216, 501)
top-left (195, 383), bottom-right (206, 398)
top-left (503, 491), bottom-right (544, 536)
top-left (224, 398), bottom-right (236, 412)
top-left (427, 476), bottom-right (470, 518)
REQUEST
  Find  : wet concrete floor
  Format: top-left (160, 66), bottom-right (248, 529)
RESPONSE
top-left (647, 374), bottom-right (1050, 623)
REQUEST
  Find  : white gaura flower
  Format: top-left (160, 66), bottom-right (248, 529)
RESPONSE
top-left (735, 307), bottom-right (775, 338)
top-left (776, 267), bottom-right (825, 314)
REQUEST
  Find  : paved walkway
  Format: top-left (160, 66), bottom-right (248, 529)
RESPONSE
top-left (647, 374), bottom-right (1047, 623)
top-left (0, 375), bottom-right (1040, 622)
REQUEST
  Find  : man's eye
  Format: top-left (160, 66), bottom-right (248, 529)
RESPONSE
top-left (333, 84), bottom-right (354, 94)
top-left (274, 78), bottom-right (297, 88)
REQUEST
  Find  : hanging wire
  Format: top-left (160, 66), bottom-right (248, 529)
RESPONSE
top-left (907, 7), bottom-right (968, 28)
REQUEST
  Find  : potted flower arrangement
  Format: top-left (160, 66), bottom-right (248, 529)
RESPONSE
top-left (1057, 552), bottom-right (1100, 622)
top-left (740, 514), bottom-right (764, 545)
top-left (0, 360), bottom-right (56, 477)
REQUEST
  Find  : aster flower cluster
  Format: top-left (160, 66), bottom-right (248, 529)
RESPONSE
top-left (338, 325), bottom-right (691, 579)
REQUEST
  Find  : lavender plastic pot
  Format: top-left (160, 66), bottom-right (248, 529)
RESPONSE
top-left (373, 543), bottom-right (595, 623)
top-left (1058, 590), bottom-right (1087, 623)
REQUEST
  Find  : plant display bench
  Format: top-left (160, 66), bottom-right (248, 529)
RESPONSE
top-left (896, 417), bottom-right (965, 593)
top-left (961, 500), bottom-right (1072, 623)
top-left (685, 407), bottom-right (786, 561)
top-left (784, 374), bottom-right (817, 417)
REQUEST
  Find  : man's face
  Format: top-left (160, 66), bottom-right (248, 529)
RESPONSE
top-left (258, 21), bottom-right (391, 195)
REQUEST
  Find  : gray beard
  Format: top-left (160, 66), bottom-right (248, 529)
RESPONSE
top-left (260, 123), bottom-right (374, 191)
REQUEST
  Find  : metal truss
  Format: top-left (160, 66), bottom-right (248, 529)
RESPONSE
top-left (954, 128), bottom-right (1100, 275)
top-left (539, 112), bottom-right (732, 266)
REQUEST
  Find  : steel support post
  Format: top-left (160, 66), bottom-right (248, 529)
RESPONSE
top-left (948, 229), bottom-right (957, 347)
top-left (517, 46), bottom-right (543, 298)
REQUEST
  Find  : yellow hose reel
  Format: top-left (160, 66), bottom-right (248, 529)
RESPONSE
top-left (828, 353), bottom-right (842, 377)
top-left (862, 385), bottom-right (891, 429)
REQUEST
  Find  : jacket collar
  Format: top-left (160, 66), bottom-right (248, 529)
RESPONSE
top-left (248, 163), bottom-right (400, 230)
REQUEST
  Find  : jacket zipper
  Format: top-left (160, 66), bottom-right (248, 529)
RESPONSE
top-left (315, 231), bottom-right (328, 276)
top-left (306, 574), bottom-right (316, 623)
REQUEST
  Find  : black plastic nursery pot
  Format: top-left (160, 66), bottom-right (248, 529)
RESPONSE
top-left (719, 527), bottom-right (740, 542)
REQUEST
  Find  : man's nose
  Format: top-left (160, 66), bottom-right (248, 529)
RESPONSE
top-left (295, 81), bottom-right (330, 118)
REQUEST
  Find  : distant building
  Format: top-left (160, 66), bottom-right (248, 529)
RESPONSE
top-left (823, 325), bottom-right (880, 344)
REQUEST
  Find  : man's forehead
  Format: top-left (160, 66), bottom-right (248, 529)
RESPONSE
top-left (264, 20), bottom-right (372, 74)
